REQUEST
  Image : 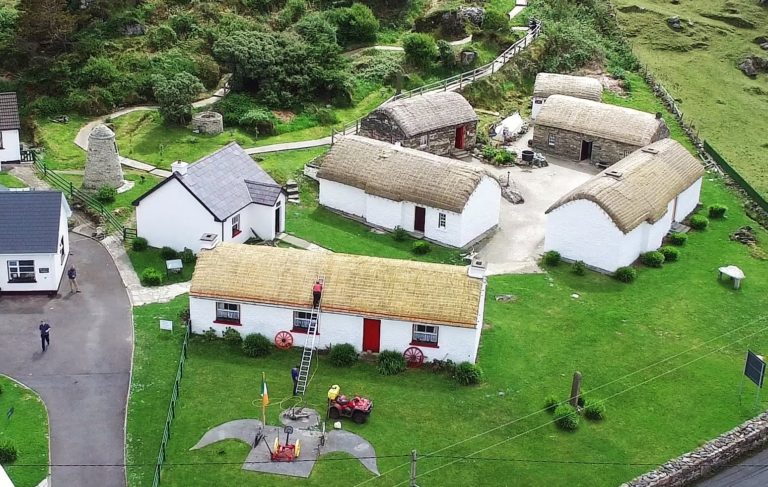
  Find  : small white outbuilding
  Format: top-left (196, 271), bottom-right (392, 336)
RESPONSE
top-left (531, 73), bottom-right (603, 119)
top-left (317, 135), bottom-right (501, 248)
top-left (544, 139), bottom-right (705, 272)
top-left (0, 92), bottom-right (21, 169)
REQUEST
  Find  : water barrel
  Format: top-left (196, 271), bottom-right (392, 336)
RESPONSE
top-left (521, 150), bottom-right (534, 162)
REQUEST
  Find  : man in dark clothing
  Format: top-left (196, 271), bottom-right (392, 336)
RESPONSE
top-left (291, 365), bottom-right (300, 395)
top-left (39, 321), bottom-right (51, 352)
top-left (312, 280), bottom-right (323, 308)
top-left (67, 265), bottom-right (80, 293)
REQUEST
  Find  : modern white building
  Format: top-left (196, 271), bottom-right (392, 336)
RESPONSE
top-left (531, 73), bottom-right (603, 119)
top-left (190, 244), bottom-right (488, 363)
top-left (0, 189), bottom-right (71, 293)
top-left (544, 139), bottom-right (704, 272)
top-left (0, 92), bottom-right (21, 169)
top-left (133, 142), bottom-right (286, 253)
top-left (317, 135), bottom-right (501, 248)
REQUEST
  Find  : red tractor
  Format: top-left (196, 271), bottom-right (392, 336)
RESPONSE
top-left (327, 384), bottom-right (373, 424)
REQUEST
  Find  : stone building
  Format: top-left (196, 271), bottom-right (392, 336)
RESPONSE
top-left (83, 124), bottom-right (124, 191)
top-left (192, 111), bottom-right (224, 135)
top-left (358, 92), bottom-right (478, 158)
top-left (531, 73), bottom-right (603, 119)
top-left (532, 95), bottom-right (669, 167)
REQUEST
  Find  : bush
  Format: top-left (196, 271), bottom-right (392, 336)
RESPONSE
top-left (483, 10), bottom-right (509, 33)
top-left (222, 327), bottom-right (242, 345)
top-left (392, 226), bottom-right (409, 242)
top-left (160, 246), bottom-right (178, 260)
top-left (411, 240), bottom-right (432, 255)
top-left (402, 33), bottom-right (438, 68)
top-left (614, 266), bottom-right (637, 283)
top-left (437, 39), bottom-right (455, 68)
top-left (454, 361), bottom-right (484, 385)
top-left (314, 107), bottom-right (338, 125)
top-left (553, 404), bottom-right (579, 431)
top-left (573, 260), bottom-right (586, 275)
top-left (542, 250), bottom-right (561, 266)
top-left (95, 185), bottom-right (117, 203)
top-left (544, 395), bottom-right (559, 413)
top-left (689, 214), bottom-right (709, 230)
top-left (377, 350), bottom-right (407, 376)
top-left (329, 3), bottom-right (379, 46)
top-left (708, 204), bottom-right (727, 219)
top-left (140, 267), bottom-right (163, 286)
top-left (583, 400), bottom-right (606, 421)
top-left (242, 333), bottom-right (273, 358)
top-left (180, 247), bottom-right (196, 264)
top-left (203, 327), bottom-right (217, 341)
top-left (178, 307), bottom-right (190, 323)
top-left (329, 343), bottom-right (358, 367)
top-left (640, 251), bottom-right (665, 268)
top-left (668, 232), bottom-right (688, 246)
top-left (132, 236), bottom-right (148, 251)
top-left (147, 25), bottom-right (177, 50)
top-left (659, 246), bottom-right (680, 262)
top-left (0, 441), bottom-right (17, 463)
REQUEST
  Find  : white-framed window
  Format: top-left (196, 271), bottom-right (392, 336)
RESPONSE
top-left (419, 134), bottom-right (428, 148)
top-left (215, 302), bottom-right (240, 323)
top-left (547, 133), bottom-right (556, 146)
top-left (438, 213), bottom-right (446, 229)
top-left (7, 260), bottom-right (36, 283)
top-left (231, 214), bottom-right (241, 237)
top-left (623, 150), bottom-right (632, 158)
top-left (412, 324), bottom-right (438, 344)
top-left (293, 311), bottom-right (317, 333)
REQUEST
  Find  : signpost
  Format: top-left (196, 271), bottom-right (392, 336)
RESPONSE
top-left (160, 319), bottom-right (173, 331)
top-left (739, 350), bottom-right (766, 410)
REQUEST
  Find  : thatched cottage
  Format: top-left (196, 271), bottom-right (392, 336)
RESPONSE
top-left (531, 73), bottom-right (603, 119)
top-left (190, 244), bottom-right (488, 362)
top-left (358, 92), bottom-right (478, 157)
top-left (532, 95), bottom-right (670, 166)
top-left (544, 139), bottom-right (704, 272)
top-left (0, 92), bottom-right (21, 168)
top-left (317, 136), bottom-right (501, 248)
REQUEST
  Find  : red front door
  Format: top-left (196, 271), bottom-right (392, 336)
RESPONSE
top-left (414, 206), bottom-right (426, 233)
top-left (455, 126), bottom-right (466, 149)
top-left (362, 319), bottom-right (381, 353)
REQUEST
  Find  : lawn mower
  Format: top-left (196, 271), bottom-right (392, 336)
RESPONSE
top-left (264, 425), bottom-right (301, 462)
top-left (327, 384), bottom-right (373, 424)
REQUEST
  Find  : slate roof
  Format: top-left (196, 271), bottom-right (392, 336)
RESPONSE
top-left (0, 191), bottom-right (68, 254)
top-left (374, 92), bottom-right (478, 138)
top-left (0, 92), bottom-right (20, 132)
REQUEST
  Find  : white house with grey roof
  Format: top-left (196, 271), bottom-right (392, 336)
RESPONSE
top-left (133, 142), bottom-right (286, 253)
top-left (0, 190), bottom-right (71, 293)
top-left (317, 136), bottom-right (500, 248)
top-left (0, 92), bottom-right (21, 169)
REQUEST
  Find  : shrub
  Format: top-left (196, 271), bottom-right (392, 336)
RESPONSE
top-left (314, 107), bottom-right (338, 125)
top-left (0, 441), bottom-right (17, 463)
top-left (203, 327), bottom-right (217, 341)
top-left (583, 400), bottom-right (606, 421)
top-left (437, 39), bottom-right (455, 68)
top-left (689, 214), bottom-right (709, 230)
top-left (493, 149), bottom-right (514, 165)
top-left (151, 72), bottom-right (204, 125)
top-left (659, 246), bottom-right (680, 262)
top-left (329, 3), bottom-right (379, 46)
top-left (222, 327), bottom-right (242, 345)
top-left (573, 260), bottom-right (586, 275)
top-left (544, 395), bottom-right (559, 413)
top-left (454, 361), bottom-right (484, 385)
top-left (542, 250), bottom-right (561, 266)
top-left (553, 404), bottom-right (579, 431)
top-left (140, 267), bottom-right (163, 286)
top-left (668, 232), bottom-right (688, 246)
top-left (411, 240), bottom-right (432, 255)
top-left (95, 186), bottom-right (117, 203)
top-left (402, 33), bottom-right (438, 68)
top-left (178, 307), bottom-right (190, 323)
top-left (180, 247), bottom-right (196, 264)
top-left (160, 246), bottom-right (178, 260)
top-left (377, 350), bottom-right (407, 376)
top-left (242, 333), bottom-right (273, 358)
top-left (640, 251), bottom-right (665, 268)
top-left (147, 25), bottom-right (177, 50)
top-left (708, 204), bottom-right (728, 219)
top-left (329, 343), bottom-right (358, 367)
top-left (614, 266), bottom-right (637, 283)
top-left (483, 10), bottom-right (509, 33)
top-left (132, 236), bottom-right (148, 251)
top-left (392, 226), bottom-right (409, 242)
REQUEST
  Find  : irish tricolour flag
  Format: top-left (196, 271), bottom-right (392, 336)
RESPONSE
top-left (261, 372), bottom-right (269, 406)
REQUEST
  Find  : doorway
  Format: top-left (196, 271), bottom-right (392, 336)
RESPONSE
top-left (362, 319), bottom-right (381, 353)
top-left (580, 140), bottom-right (593, 161)
top-left (455, 126), bottom-right (466, 149)
top-left (274, 203), bottom-right (282, 234)
top-left (414, 206), bottom-right (426, 233)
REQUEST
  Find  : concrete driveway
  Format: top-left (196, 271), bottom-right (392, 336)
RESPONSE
top-left (0, 233), bottom-right (132, 487)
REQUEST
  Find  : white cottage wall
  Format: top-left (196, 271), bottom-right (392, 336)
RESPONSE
top-left (319, 179), bottom-right (367, 218)
top-left (239, 200), bottom-right (282, 242)
top-left (458, 176), bottom-right (501, 247)
top-left (367, 194), bottom-right (404, 230)
top-left (223, 210), bottom-right (254, 245)
top-left (674, 178), bottom-right (702, 221)
top-left (52, 200), bottom-right (71, 285)
top-left (531, 97), bottom-right (545, 119)
top-left (0, 129), bottom-right (20, 164)
top-left (424, 207), bottom-right (462, 246)
top-left (638, 203), bottom-right (674, 253)
top-left (0, 253), bottom-right (57, 292)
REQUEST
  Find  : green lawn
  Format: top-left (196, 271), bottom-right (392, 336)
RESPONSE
top-left (0, 171), bottom-right (27, 188)
top-left (0, 376), bottom-right (49, 487)
top-left (34, 115), bottom-right (88, 169)
top-left (254, 147), bottom-right (329, 185)
top-left (127, 247), bottom-right (196, 285)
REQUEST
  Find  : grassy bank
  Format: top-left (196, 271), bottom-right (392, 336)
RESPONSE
top-left (0, 171), bottom-right (27, 188)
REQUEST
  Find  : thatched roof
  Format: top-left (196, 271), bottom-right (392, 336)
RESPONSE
top-left (546, 139), bottom-right (705, 234)
top-left (317, 135), bottom-right (496, 213)
top-left (536, 95), bottom-right (667, 146)
top-left (374, 92), bottom-right (478, 137)
top-left (533, 73), bottom-right (603, 102)
top-left (190, 244), bottom-right (483, 328)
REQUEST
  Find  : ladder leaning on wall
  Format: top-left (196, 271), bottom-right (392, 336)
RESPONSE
top-left (295, 276), bottom-right (324, 396)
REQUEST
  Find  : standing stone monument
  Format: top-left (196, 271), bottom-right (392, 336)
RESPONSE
top-left (83, 124), bottom-right (124, 191)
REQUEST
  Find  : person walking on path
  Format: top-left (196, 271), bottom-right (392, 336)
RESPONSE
top-left (39, 321), bottom-right (51, 352)
top-left (291, 365), bottom-right (300, 395)
top-left (312, 280), bottom-right (323, 308)
top-left (68, 265), bottom-right (80, 293)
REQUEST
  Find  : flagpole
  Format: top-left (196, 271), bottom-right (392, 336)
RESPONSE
top-left (262, 371), bottom-right (267, 426)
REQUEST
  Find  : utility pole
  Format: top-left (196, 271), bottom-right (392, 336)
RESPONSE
top-left (409, 449), bottom-right (419, 487)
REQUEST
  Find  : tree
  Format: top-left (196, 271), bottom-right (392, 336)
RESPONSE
top-left (482, 10), bottom-right (509, 34)
top-left (437, 40), bottom-right (455, 68)
top-left (402, 33), bottom-right (438, 68)
top-left (328, 3), bottom-right (379, 46)
top-left (16, 0), bottom-right (76, 55)
top-left (151, 72), bottom-right (204, 125)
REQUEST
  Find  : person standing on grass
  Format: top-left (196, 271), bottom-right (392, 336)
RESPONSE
top-left (291, 365), bottom-right (300, 395)
top-left (39, 321), bottom-right (51, 352)
top-left (67, 265), bottom-right (80, 293)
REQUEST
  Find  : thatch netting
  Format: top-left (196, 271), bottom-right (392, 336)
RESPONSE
top-left (546, 139), bottom-right (705, 234)
top-left (317, 135), bottom-right (495, 213)
top-left (533, 73), bottom-right (603, 102)
top-left (375, 92), bottom-right (478, 137)
top-left (191, 244), bottom-right (483, 328)
top-left (536, 95), bottom-right (667, 146)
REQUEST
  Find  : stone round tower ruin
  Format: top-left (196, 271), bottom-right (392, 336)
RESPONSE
top-left (83, 124), bottom-right (124, 191)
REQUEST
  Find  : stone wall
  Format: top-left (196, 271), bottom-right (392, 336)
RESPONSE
top-left (359, 111), bottom-right (406, 144)
top-left (191, 111), bottom-right (224, 135)
top-left (621, 411), bottom-right (768, 487)
top-left (360, 112), bottom-right (477, 157)
top-left (532, 125), bottom-right (643, 166)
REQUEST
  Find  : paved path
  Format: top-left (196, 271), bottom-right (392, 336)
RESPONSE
top-left (696, 447), bottom-right (768, 486)
top-left (0, 234), bottom-right (132, 487)
top-left (278, 233), bottom-right (330, 252)
top-left (245, 138), bottom-right (332, 155)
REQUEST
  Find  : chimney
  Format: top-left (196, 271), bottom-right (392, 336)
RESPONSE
top-left (468, 258), bottom-right (487, 279)
top-left (199, 233), bottom-right (219, 251)
top-left (655, 112), bottom-right (662, 120)
top-left (171, 160), bottom-right (189, 176)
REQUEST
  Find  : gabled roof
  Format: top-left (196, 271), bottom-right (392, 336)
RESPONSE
top-left (373, 92), bottom-right (478, 137)
top-left (536, 95), bottom-right (668, 147)
top-left (546, 139), bottom-right (705, 234)
top-left (533, 73), bottom-right (603, 102)
top-left (133, 143), bottom-right (282, 220)
top-left (0, 191), bottom-right (69, 254)
top-left (191, 244), bottom-right (483, 328)
top-left (0, 92), bottom-right (20, 132)
top-left (317, 135), bottom-right (497, 213)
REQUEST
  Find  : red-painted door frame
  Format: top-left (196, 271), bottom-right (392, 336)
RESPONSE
top-left (455, 126), bottom-right (466, 149)
top-left (362, 318), bottom-right (381, 353)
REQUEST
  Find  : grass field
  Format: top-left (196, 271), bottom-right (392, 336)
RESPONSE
top-left (35, 116), bottom-right (88, 169)
top-left (128, 247), bottom-right (196, 285)
top-left (613, 0), bottom-right (768, 197)
top-left (0, 171), bottom-right (27, 188)
top-left (0, 376), bottom-right (49, 487)
top-left (254, 147), bottom-right (328, 185)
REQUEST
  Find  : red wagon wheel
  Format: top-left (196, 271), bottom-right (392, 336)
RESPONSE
top-left (275, 331), bottom-right (294, 349)
top-left (403, 347), bottom-right (425, 368)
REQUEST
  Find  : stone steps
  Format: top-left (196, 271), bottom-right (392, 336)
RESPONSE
top-left (285, 179), bottom-right (300, 204)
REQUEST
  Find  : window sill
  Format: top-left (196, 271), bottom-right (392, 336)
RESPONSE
top-left (214, 319), bottom-right (241, 326)
top-left (8, 279), bottom-right (37, 284)
top-left (232, 230), bottom-right (242, 238)
top-left (410, 341), bottom-right (439, 349)
top-left (292, 328), bottom-right (319, 335)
